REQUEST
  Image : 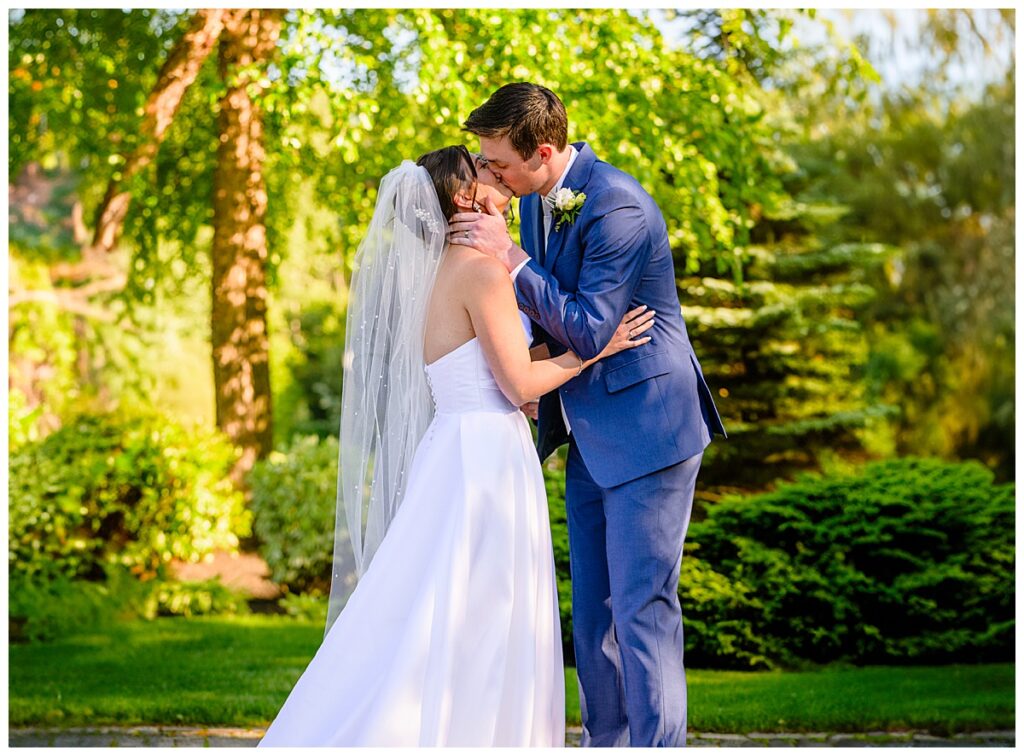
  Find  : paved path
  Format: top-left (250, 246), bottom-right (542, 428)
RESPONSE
top-left (8, 726), bottom-right (1015, 747)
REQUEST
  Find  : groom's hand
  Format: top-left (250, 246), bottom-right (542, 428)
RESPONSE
top-left (449, 197), bottom-right (529, 273)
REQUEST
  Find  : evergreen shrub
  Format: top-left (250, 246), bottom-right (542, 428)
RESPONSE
top-left (680, 457), bottom-right (1014, 668)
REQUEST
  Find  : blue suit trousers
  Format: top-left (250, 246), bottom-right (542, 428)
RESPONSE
top-left (565, 439), bottom-right (702, 747)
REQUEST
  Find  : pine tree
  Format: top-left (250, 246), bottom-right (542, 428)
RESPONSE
top-left (685, 199), bottom-right (899, 495)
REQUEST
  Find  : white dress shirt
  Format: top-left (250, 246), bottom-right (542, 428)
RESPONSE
top-left (511, 146), bottom-right (579, 433)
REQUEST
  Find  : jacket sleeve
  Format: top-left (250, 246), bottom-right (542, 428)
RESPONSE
top-left (514, 187), bottom-right (652, 361)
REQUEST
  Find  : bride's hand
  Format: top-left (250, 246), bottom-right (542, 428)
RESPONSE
top-left (449, 197), bottom-right (527, 273)
top-left (519, 401), bottom-right (539, 420)
top-left (597, 305), bottom-right (655, 360)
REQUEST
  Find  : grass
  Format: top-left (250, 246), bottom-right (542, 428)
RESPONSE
top-left (683, 665), bottom-right (1014, 735)
top-left (9, 616), bottom-right (1014, 735)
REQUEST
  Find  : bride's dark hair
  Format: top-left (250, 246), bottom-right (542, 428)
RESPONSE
top-left (416, 145), bottom-right (477, 220)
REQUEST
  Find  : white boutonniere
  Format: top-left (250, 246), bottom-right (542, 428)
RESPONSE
top-left (551, 187), bottom-right (586, 231)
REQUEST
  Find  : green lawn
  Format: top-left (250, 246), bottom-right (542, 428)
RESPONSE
top-left (9, 616), bottom-right (1014, 735)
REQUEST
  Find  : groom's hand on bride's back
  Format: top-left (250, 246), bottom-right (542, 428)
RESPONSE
top-left (449, 197), bottom-right (528, 273)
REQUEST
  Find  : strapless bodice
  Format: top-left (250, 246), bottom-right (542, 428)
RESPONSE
top-left (424, 312), bottom-right (532, 414)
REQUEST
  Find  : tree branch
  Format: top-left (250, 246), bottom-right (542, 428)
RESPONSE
top-left (9, 288), bottom-right (119, 322)
top-left (90, 8), bottom-right (234, 254)
top-left (49, 248), bottom-right (124, 284)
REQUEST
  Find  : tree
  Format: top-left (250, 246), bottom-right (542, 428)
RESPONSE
top-left (682, 224), bottom-right (899, 495)
top-left (227, 8), bottom-right (798, 447)
top-left (86, 9), bottom-right (228, 263)
top-left (11, 8), bottom-right (882, 491)
top-left (9, 10), bottom-right (204, 444)
top-left (211, 10), bottom-right (283, 480)
top-left (787, 77), bottom-right (1015, 478)
top-left (9, 9), bottom-right (282, 479)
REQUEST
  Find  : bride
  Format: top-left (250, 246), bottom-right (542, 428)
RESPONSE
top-left (258, 146), bottom-right (655, 747)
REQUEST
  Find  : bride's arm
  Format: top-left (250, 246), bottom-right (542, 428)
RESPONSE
top-left (464, 255), bottom-right (652, 407)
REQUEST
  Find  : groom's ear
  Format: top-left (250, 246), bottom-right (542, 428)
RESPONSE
top-left (536, 145), bottom-right (554, 165)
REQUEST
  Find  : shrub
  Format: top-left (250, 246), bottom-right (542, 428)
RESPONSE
top-left (680, 457), bottom-right (1015, 669)
top-left (8, 409), bottom-right (251, 583)
top-left (9, 565), bottom-right (251, 643)
top-left (151, 579), bottom-right (252, 618)
top-left (10, 564), bottom-right (154, 643)
top-left (9, 571), bottom-right (127, 643)
top-left (278, 591), bottom-right (328, 624)
top-left (248, 435), bottom-right (339, 595)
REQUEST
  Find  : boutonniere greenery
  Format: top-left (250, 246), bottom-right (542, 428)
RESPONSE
top-left (551, 187), bottom-right (586, 231)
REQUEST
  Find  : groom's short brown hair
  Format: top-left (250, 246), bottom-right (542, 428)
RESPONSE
top-left (463, 83), bottom-right (568, 159)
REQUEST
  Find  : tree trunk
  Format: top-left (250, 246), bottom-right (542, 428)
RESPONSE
top-left (211, 9), bottom-right (283, 483)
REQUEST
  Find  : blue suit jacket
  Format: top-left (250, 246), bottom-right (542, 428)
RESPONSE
top-left (515, 142), bottom-right (726, 488)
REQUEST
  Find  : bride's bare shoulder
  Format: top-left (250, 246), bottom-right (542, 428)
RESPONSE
top-left (448, 246), bottom-right (512, 294)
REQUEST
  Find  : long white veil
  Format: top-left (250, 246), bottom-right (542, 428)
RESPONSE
top-left (326, 161), bottom-right (447, 636)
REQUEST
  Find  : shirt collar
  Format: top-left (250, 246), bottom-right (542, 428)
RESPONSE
top-left (542, 145), bottom-right (579, 213)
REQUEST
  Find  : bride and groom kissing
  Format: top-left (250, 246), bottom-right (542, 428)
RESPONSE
top-left (258, 82), bottom-right (725, 748)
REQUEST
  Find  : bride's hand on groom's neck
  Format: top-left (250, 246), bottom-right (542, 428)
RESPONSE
top-left (449, 197), bottom-right (528, 273)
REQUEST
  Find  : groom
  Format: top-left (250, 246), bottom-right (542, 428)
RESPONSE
top-left (452, 83), bottom-right (726, 747)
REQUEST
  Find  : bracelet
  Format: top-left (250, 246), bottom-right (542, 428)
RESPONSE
top-left (574, 354), bottom-right (584, 377)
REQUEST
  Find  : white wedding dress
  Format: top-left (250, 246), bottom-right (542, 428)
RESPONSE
top-left (259, 313), bottom-right (565, 747)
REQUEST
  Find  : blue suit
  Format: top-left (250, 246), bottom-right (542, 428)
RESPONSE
top-left (514, 143), bottom-right (725, 746)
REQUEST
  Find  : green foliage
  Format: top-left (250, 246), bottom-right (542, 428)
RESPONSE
top-left (542, 453), bottom-right (574, 660)
top-left (10, 8), bottom-right (792, 301)
top-left (8, 261), bottom-right (82, 439)
top-left (248, 435), bottom-right (339, 595)
top-left (9, 9), bottom-right (194, 297)
top-left (8, 388), bottom-right (47, 452)
top-left (675, 10), bottom-right (801, 85)
top-left (680, 457), bottom-right (1015, 669)
top-left (787, 77), bottom-right (1015, 477)
top-left (7, 252), bottom-right (213, 443)
top-left (9, 562), bottom-right (246, 644)
top-left (151, 579), bottom-right (251, 619)
top-left (685, 236), bottom-right (900, 490)
top-left (252, 9), bottom-right (791, 280)
top-left (8, 410), bottom-right (250, 582)
top-left (9, 571), bottom-right (130, 644)
top-left (274, 302), bottom-right (346, 442)
top-left (278, 591), bottom-right (329, 624)
top-left (8, 10), bottom-right (184, 178)
top-left (10, 563), bottom-right (250, 644)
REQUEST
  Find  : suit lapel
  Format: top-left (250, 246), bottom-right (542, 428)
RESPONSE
top-left (534, 194), bottom-right (546, 266)
top-left (543, 142), bottom-right (597, 272)
top-left (518, 194), bottom-right (543, 263)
